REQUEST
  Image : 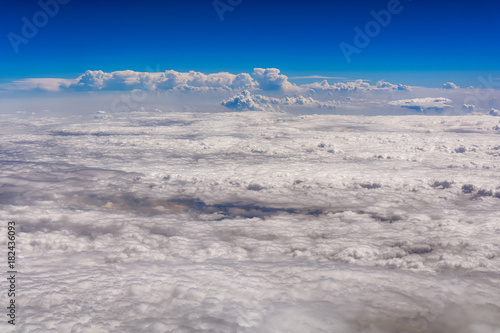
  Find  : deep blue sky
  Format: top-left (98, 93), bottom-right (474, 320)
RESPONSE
top-left (1, 0), bottom-right (499, 86)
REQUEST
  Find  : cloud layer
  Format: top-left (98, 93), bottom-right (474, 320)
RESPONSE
top-left (7, 68), bottom-right (298, 92)
top-left (5, 68), bottom-right (411, 94)
top-left (1, 110), bottom-right (500, 332)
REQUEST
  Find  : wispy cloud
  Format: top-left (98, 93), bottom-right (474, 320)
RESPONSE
top-left (3, 78), bottom-right (75, 92)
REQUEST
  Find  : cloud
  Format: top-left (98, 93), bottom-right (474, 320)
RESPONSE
top-left (221, 90), bottom-right (266, 111)
top-left (443, 82), bottom-right (460, 89)
top-left (1, 68), bottom-right (410, 96)
top-left (7, 78), bottom-right (75, 92)
top-left (94, 110), bottom-right (113, 119)
top-left (389, 97), bottom-right (453, 112)
top-left (1, 110), bottom-right (500, 332)
top-left (253, 68), bottom-right (295, 91)
top-left (71, 69), bottom-right (257, 92)
top-left (221, 90), bottom-right (336, 111)
top-left (6, 68), bottom-right (298, 92)
top-left (490, 108), bottom-right (500, 116)
top-left (376, 80), bottom-right (411, 91)
top-left (300, 79), bottom-right (411, 92)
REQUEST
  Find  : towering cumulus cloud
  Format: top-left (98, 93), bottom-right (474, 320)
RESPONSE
top-left (252, 68), bottom-right (294, 90)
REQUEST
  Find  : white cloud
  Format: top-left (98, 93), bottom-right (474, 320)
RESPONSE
top-left (389, 97), bottom-right (453, 112)
top-left (70, 69), bottom-right (257, 92)
top-left (300, 79), bottom-right (410, 93)
top-left (4, 70), bottom-right (500, 118)
top-left (443, 82), bottom-right (460, 89)
top-left (0, 69), bottom-right (411, 96)
top-left (5, 69), bottom-right (297, 92)
top-left (221, 90), bottom-right (336, 111)
top-left (376, 80), bottom-right (411, 91)
top-left (253, 68), bottom-right (295, 91)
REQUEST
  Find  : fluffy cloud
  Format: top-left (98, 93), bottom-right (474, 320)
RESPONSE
top-left (6, 69), bottom-right (298, 92)
top-left (71, 69), bottom-right (257, 91)
top-left (300, 79), bottom-right (410, 92)
top-left (221, 90), bottom-right (336, 111)
top-left (253, 68), bottom-right (295, 90)
top-left (389, 97), bottom-right (453, 112)
top-left (3, 68), bottom-right (413, 96)
top-left (376, 80), bottom-right (411, 91)
top-left (443, 82), bottom-right (460, 89)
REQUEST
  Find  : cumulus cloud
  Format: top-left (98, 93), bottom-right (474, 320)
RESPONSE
top-left (300, 79), bottom-right (410, 93)
top-left (5, 68), bottom-right (299, 92)
top-left (253, 68), bottom-right (295, 91)
top-left (221, 90), bottom-right (336, 111)
top-left (443, 82), bottom-right (460, 89)
top-left (389, 97), bottom-right (453, 112)
top-left (71, 69), bottom-right (257, 91)
top-left (376, 80), bottom-right (411, 91)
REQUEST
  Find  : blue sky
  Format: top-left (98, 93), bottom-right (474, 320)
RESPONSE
top-left (1, 0), bottom-right (499, 87)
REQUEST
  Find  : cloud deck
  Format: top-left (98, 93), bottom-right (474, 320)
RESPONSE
top-left (1, 110), bottom-right (499, 332)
